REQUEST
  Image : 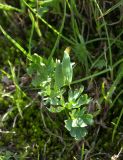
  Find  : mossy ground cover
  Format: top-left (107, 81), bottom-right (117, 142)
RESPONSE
top-left (1, 0), bottom-right (123, 159)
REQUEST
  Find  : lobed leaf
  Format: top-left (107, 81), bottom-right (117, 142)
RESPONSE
top-left (70, 127), bottom-right (87, 140)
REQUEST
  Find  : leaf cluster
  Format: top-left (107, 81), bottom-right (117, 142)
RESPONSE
top-left (27, 49), bottom-right (93, 140)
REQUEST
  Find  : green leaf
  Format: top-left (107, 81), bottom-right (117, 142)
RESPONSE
top-left (27, 54), bottom-right (54, 87)
top-left (69, 108), bottom-right (86, 119)
top-left (65, 107), bottom-right (93, 140)
top-left (32, 53), bottom-right (43, 63)
top-left (72, 118), bottom-right (87, 127)
top-left (49, 97), bottom-right (61, 105)
top-left (74, 108), bottom-right (86, 118)
top-left (55, 61), bottom-right (64, 88)
top-left (65, 101), bottom-right (78, 109)
top-left (46, 58), bottom-right (55, 75)
top-left (48, 106), bottom-right (64, 113)
top-left (62, 47), bottom-right (73, 85)
top-left (65, 119), bottom-right (72, 131)
top-left (68, 87), bottom-right (84, 102)
top-left (70, 127), bottom-right (87, 140)
top-left (68, 89), bottom-right (74, 102)
top-left (77, 94), bottom-right (91, 106)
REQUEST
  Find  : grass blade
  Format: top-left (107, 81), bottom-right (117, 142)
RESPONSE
top-left (0, 3), bottom-right (22, 12)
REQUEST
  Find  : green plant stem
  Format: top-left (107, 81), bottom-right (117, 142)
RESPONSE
top-left (72, 68), bottom-right (111, 84)
top-left (81, 143), bottom-right (84, 160)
